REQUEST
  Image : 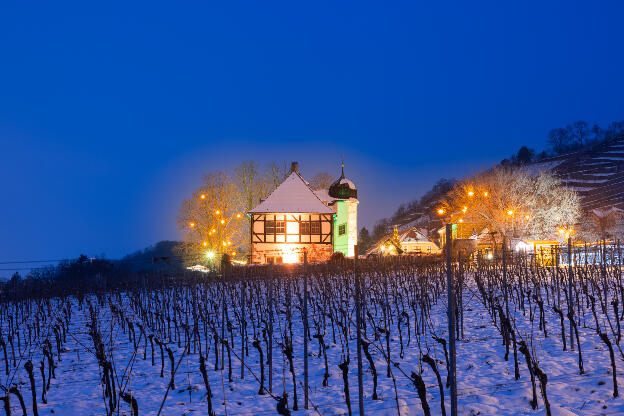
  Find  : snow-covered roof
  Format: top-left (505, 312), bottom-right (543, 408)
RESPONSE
top-left (591, 206), bottom-right (624, 218)
top-left (313, 189), bottom-right (336, 204)
top-left (249, 171), bottom-right (336, 214)
top-left (340, 178), bottom-right (356, 189)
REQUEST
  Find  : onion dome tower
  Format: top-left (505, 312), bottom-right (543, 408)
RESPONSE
top-left (330, 161), bottom-right (358, 257)
top-left (329, 163), bottom-right (357, 199)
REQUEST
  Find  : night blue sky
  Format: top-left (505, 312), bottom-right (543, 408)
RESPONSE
top-left (1, 1), bottom-right (623, 273)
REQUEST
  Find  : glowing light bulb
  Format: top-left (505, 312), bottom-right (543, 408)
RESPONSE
top-left (437, 208), bottom-right (445, 215)
top-left (525, 215), bottom-right (530, 220)
top-left (220, 219), bottom-right (225, 224)
top-left (468, 191), bottom-right (474, 196)
top-left (236, 214), bottom-right (241, 218)
top-left (200, 194), bottom-right (206, 199)
top-left (203, 241), bottom-right (207, 247)
top-left (189, 222), bottom-right (195, 227)
top-left (212, 228), bottom-right (216, 233)
top-left (484, 192), bottom-right (488, 197)
top-left (215, 210), bottom-right (220, 215)
top-left (231, 251), bottom-right (236, 256)
top-left (507, 210), bottom-right (513, 216)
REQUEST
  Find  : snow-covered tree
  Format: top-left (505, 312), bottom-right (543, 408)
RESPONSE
top-left (440, 167), bottom-right (580, 241)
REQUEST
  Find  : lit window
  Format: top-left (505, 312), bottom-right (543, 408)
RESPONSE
top-left (339, 224), bottom-right (346, 235)
top-left (311, 221), bottom-right (320, 234)
top-left (276, 221), bottom-right (285, 234)
top-left (266, 220), bottom-right (275, 234)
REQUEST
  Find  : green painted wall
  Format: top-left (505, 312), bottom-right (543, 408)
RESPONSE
top-left (333, 200), bottom-right (349, 255)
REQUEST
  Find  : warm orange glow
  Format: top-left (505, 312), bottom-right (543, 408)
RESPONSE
top-left (200, 194), bottom-right (206, 199)
top-left (525, 215), bottom-right (530, 220)
top-left (222, 241), bottom-right (227, 246)
top-left (220, 219), bottom-right (225, 224)
top-left (507, 210), bottom-right (513, 216)
top-left (212, 228), bottom-right (216, 233)
top-left (462, 206), bottom-right (467, 213)
top-left (283, 251), bottom-right (299, 263)
top-left (437, 208), bottom-right (445, 215)
top-left (277, 244), bottom-right (301, 264)
top-left (468, 191), bottom-right (474, 196)
top-left (227, 241), bottom-right (231, 245)
top-left (189, 222), bottom-right (195, 228)
top-left (215, 210), bottom-right (220, 215)
top-left (203, 241), bottom-right (208, 247)
top-left (236, 213), bottom-right (241, 218)
top-left (484, 192), bottom-right (488, 197)
top-left (231, 251), bottom-right (236, 256)
top-left (459, 219), bottom-right (463, 223)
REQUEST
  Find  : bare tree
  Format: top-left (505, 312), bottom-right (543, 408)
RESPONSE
top-left (568, 121), bottom-right (589, 148)
top-left (309, 172), bottom-right (334, 190)
top-left (578, 208), bottom-right (624, 242)
top-left (176, 171), bottom-right (247, 266)
top-left (547, 128), bottom-right (571, 154)
top-left (266, 162), bottom-right (289, 190)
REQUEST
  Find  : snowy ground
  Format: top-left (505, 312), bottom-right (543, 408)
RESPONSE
top-left (4, 278), bottom-right (624, 416)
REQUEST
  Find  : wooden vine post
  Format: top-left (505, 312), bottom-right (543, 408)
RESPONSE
top-left (354, 245), bottom-right (365, 416)
top-left (303, 251), bottom-right (309, 409)
top-left (446, 223), bottom-right (458, 416)
top-left (568, 237), bottom-right (574, 350)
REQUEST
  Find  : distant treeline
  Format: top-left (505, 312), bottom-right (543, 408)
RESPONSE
top-left (1, 241), bottom-right (194, 300)
top-left (502, 119), bottom-right (624, 166)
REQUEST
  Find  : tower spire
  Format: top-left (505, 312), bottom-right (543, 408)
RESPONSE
top-left (340, 154), bottom-right (345, 178)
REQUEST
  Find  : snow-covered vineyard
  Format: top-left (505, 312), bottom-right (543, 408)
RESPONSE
top-left (2, 255), bottom-right (624, 415)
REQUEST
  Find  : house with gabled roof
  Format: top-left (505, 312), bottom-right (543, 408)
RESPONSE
top-left (248, 162), bottom-right (358, 264)
top-left (367, 226), bottom-right (441, 256)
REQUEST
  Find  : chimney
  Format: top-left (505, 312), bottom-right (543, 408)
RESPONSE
top-left (290, 161), bottom-right (299, 174)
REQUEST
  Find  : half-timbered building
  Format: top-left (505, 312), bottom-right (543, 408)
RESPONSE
top-left (248, 162), bottom-right (358, 264)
